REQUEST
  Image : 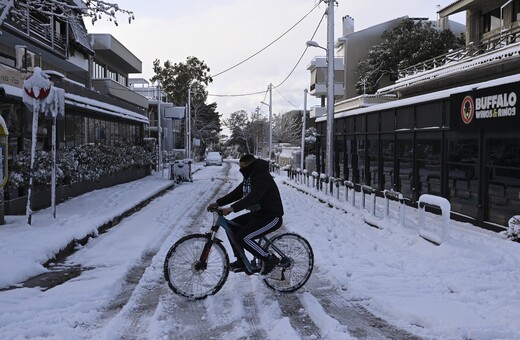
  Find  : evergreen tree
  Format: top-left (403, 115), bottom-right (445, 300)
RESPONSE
top-left (356, 18), bottom-right (465, 94)
top-left (151, 57), bottom-right (221, 153)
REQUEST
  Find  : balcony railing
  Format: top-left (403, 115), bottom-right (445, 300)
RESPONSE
top-left (6, 10), bottom-right (67, 54)
top-left (398, 26), bottom-right (520, 79)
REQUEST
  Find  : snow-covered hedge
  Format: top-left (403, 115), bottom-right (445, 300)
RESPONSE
top-left (7, 144), bottom-right (155, 191)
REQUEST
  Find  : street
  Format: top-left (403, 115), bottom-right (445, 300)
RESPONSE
top-left (0, 162), bottom-right (424, 339)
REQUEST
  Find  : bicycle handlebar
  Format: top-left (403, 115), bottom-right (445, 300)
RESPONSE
top-left (208, 206), bottom-right (224, 216)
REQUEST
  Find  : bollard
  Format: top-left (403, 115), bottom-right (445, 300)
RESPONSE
top-left (418, 194), bottom-right (451, 245)
top-left (383, 189), bottom-right (405, 227)
top-left (344, 180), bottom-right (355, 207)
top-left (312, 171), bottom-right (319, 190)
top-left (361, 185), bottom-right (376, 215)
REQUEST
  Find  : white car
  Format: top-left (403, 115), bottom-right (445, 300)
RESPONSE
top-left (205, 152), bottom-right (223, 166)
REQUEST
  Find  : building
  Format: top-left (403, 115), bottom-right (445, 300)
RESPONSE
top-left (311, 2), bottom-right (520, 231)
top-left (0, 1), bottom-right (149, 214)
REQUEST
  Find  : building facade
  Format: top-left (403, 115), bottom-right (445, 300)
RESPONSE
top-left (0, 1), bottom-right (149, 214)
top-left (312, 1), bottom-right (520, 231)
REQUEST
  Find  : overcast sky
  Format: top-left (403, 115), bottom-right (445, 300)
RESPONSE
top-left (85, 0), bottom-right (465, 126)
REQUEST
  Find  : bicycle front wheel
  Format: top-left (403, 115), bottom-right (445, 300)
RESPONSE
top-left (262, 233), bottom-right (314, 293)
top-left (163, 233), bottom-right (229, 299)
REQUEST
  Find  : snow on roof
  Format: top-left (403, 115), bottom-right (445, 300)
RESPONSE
top-left (0, 83), bottom-right (23, 98)
top-left (65, 93), bottom-right (148, 124)
top-left (319, 73), bottom-right (520, 121)
top-left (378, 43), bottom-right (520, 95)
top-left (0, 84), bottom-right (148, 124)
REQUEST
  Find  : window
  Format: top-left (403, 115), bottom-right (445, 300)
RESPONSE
top-left (483, 7), bottom-right (502, 33)
top-left (396, 134), bottom-right (413, 199)
top-left (486, 138), bottom-right (520, 226)
top-left (381, 134), bottom-right (395, 190)
top-left (515, 0), bottom-right (520, 22)
top-left (447, 139), bottom-right (479, 219)
top-left (416, 135), bottom-right (442, 196)
top-left (416, 102), bottom-right (442, 128)
top-left (396, 107), bottom-right (414, 130)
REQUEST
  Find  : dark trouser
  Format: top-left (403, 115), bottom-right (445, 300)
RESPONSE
top-left (230, 213), bottom-right (282, 260)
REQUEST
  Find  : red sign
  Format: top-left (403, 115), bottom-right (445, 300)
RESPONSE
top-left (460, 96), bottom-right (474, 124)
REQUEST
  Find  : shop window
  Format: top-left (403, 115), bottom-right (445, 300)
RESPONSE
top-left (355, 115), bottom-right (365, 133)
top-left (416, 102), bottom-right (442, 128)
top-left (396, 107), bottom-right (413, 130)
top-left (381, 135), bottom-right (395, 190)
top-left (367, 135), bottom-right (380, 189)
top-left (396, 134), bottom-right (413, 198)
top-left (380, 110), bottom-right (395, 132)
top-left (367, 113), bottom-right (379, 132)
top-left (357, 138), bottom-right (367, 185)
top-left (416, 136), bottom-right (442, 196)
top-left (447, 139), bottom-right (479, 219)
top-left (486, 138), bottom-right (520, 226)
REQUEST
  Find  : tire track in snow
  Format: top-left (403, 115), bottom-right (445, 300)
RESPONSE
top-left (95, 164), bottom-right (234, 338)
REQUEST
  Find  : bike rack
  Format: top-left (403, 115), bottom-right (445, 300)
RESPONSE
top-left (418, 194), bottom-right (451, 245)
top-left (344, 180), bottom-right (355, 207)
top-left (383, 189), bottom-right (405, 227)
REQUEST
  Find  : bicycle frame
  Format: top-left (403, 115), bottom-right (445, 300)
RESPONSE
top-left (205, 210), bottom-right (285, 275)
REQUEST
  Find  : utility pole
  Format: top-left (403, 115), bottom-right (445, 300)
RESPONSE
top-left (157, 82), bottom-right (162, 173)
top-left (325, 0), bottom-right (335, 178)
top-left (268, 83), bottom-right (273, 161)
top-left (187, 87), bottom-right (191, 159)
top-left (301, 89), bottom-right (308, 171)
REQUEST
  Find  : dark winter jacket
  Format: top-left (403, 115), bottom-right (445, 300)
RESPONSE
top-left (216, 159), bottom-right (284, 217)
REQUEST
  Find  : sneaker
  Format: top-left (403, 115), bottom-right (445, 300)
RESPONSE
top-left (260, 254), bottom-right (280, 276)
top-left (229, 260), bottom-right (245, 273)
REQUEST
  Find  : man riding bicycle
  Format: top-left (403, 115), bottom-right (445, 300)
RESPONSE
top-left (207, 154), bottom-right (283, 276)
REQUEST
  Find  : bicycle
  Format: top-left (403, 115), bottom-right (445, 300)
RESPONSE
top-left (163, 207), bottom-right (314, 300)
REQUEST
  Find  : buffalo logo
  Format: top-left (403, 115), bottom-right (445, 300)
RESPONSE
top-left (461, 96), bottom-right (474, 124)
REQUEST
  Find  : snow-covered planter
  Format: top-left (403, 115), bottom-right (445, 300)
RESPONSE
top-left (506, 216), bottom-right (520, 242)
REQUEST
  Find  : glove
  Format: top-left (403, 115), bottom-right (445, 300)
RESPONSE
top-left (207, 202), bottom-right (219, 212)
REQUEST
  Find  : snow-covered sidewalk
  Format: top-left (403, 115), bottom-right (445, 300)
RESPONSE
top-left (0, 170), bottom-right (176, 289)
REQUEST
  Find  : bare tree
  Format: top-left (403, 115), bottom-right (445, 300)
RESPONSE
top-left (273, 110), bottom-right (302, 145)
top-left (0, 0), bottom-right (134, 29)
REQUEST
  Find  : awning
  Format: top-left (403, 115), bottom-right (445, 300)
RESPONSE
top-left (0, 84), bottom-right (148, 124)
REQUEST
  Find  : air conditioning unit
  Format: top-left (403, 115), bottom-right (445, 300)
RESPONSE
top-left (15, 45), bottom-right (36, 71)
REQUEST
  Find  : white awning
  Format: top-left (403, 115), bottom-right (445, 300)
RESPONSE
top-left (0, 84), bottom-right (148, 124)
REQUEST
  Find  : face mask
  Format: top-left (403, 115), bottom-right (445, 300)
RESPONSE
top-left (240, 164), bottom-right (253, 178)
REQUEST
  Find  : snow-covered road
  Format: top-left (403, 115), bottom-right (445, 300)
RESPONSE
top-left (1, 161), bottom-right (519, 339)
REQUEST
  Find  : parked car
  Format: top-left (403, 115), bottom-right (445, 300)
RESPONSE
top-left (205, 152), bottom-right (223, 166)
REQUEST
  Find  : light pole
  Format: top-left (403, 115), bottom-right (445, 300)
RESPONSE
top-left (306, 0), bottom-right (334, 177)
top-left (301, 89), bottom-right (308, 171)
top-left (261, 83), bottom-right (272, 161)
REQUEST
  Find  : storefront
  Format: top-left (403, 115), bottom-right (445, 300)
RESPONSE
top-left (316, 77), bottom-right (520, 231)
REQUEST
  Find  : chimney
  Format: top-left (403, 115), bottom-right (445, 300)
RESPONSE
top-left (342, 15), bottom-right (354, 36)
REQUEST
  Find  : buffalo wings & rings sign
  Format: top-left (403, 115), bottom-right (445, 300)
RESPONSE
top-left (450, 82), bottom-right (520, 130)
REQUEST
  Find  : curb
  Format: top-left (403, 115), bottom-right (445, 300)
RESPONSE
top-left (43, 182), bottom-right (176, 267)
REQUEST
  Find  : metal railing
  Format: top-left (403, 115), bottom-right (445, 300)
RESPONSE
top-left (398, 26), bottom-right (520, 79)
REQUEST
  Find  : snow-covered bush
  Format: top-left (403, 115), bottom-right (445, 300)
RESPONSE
top-left (6, 144), bottom-right (154, 192)
top-left (506, 216), bottom-right (520, 242)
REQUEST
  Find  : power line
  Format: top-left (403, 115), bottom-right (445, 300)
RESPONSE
top-left (210, 1), bottom-right (322, 79)
top-left (207, 6), bottom-right (326, 101)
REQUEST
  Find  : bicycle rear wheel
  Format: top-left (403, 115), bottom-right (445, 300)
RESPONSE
top-left (262, 233), bottom-right (314, 293)
top-left (164, 233), bottom-right (229, 299)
